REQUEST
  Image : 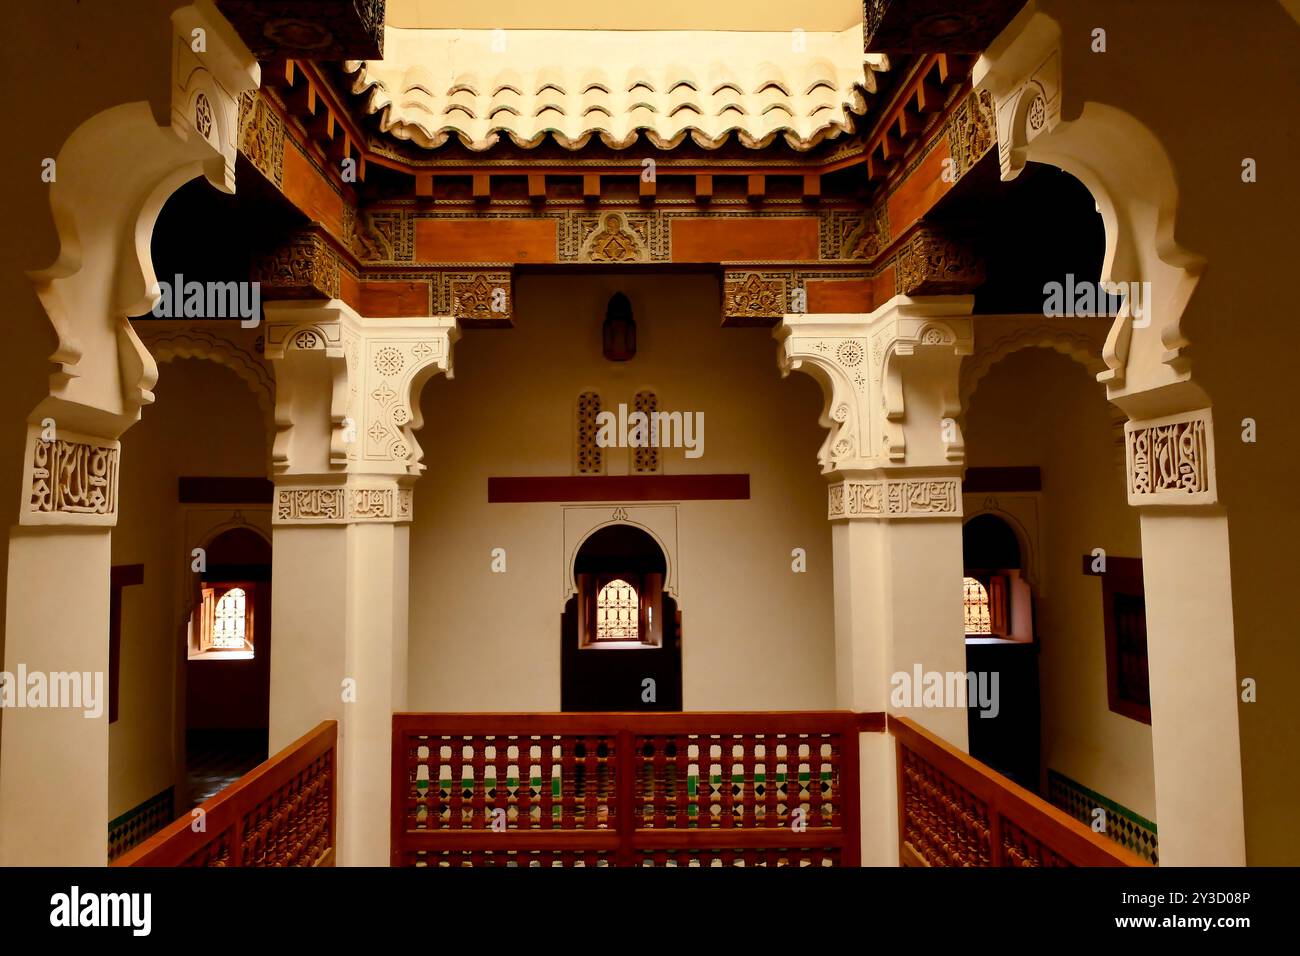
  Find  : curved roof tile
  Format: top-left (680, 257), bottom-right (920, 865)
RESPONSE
top-left (345, 26), bottom-right (889, 152)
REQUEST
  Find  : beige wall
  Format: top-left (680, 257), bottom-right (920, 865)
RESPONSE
top-left (409, 272), bottom-right (835, 711)
top-left (965, 346), bottom-right (1154, 819)
top-left (109, 356), bottom-right (267, 819)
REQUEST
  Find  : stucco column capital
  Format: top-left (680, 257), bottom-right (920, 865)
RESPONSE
top-left (263, 301), bottom-right (460, 508)
top-left (776, 295), bottom-right (974, 481)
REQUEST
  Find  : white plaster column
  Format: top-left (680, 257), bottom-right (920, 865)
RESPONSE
top-left (263, 300), bottom-right (457, 866)
top-left (1124, 411), bottom-right (1245, 866)
top-left (0, 1), bottom-right (256, 866)
top-left (777, 295), bottom-right (974, 865)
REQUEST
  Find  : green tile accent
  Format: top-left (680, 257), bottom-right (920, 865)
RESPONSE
top-left (1047, 769), bottom-right (1158, 865)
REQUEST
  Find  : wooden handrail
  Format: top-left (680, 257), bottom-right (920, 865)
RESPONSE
top-left (889, 715), bottom-right (1149, 867)
top-left (392, 711), bottom-right (883, 867)
top-left (114, 721), bottom-right (337, 867)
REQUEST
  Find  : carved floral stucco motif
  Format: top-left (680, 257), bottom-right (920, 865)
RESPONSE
top-left (894, 228), bottom-right (984, 296)
top-left (725, 274), bottom-right (789, 321)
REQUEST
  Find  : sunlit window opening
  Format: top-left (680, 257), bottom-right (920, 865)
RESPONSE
top-left (596, 578), bottom-right (639, 641)
top-left (212, 587), bottom-right (247, 648)
top-left (963, 577), bottom-right (991, 634)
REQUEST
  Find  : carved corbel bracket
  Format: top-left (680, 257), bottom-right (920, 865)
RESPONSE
top-left (973, 5), bottom-right (1062, 182)
top-left (775, 316), bottom-right (874, 474)
top-left (264, 300), bottom-right (459, 480)
top-left (776, 295), bottom-right (973, 476)
top-left (873, 297), bottom-right (974, 465)
top-left (172, 1), bottom-right (261, 194)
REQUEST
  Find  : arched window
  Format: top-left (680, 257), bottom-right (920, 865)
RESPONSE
top-left (573, 524), bottom-right (666, 650)
top-left (963, 577), bottom-right (992, 634)
top-left (962, 513), bottom-right (1027, 640)
top-left (189, 527), bottom-right (268, 660)
top-left (595, 578), bottom-right (639, 641)
top-left (212, 587), bottom-right (247, 648)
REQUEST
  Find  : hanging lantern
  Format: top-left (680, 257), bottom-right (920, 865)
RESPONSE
top-left (602, 292), bottom-right (636, 361)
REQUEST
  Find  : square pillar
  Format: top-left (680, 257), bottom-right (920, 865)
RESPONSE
top-left (778, 296), bottom-right (976, 867)
top-left (1124, 409), bottom-right (1245, 865)
top-left (0, 528), bottom-right (112, 865)
top-left (269, 507), bottom-right (410, 866)
top-left (263, 301), bottom-right (458, 866)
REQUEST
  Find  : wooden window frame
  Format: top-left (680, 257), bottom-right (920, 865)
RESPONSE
top-left (1082, 555), bottom-right (1151, 725)
top-left (191, 579), bottom-right (257, 659)
top-left (963, 571), bottom-right (1010, 638)
top-left (576, 571), bottom-right (663, 650)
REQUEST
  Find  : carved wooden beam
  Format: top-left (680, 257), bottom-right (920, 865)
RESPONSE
top-left (216, 0), bottom-right (385, 60)
top-left (892, 225), bottom-right (985, 296)
top-left (251, 225), bottom-right (516, 325)
top-left (864, 0), bottom-right (1026, 54)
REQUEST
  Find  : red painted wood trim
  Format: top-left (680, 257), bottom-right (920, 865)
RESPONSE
top-left (487, 474), bottom-right (750, 503)
top-left (108, 564), bottom-right (144, 724)
top-left (178, 476), bottom-right (274, 504)
top-left (963, 466), bottom-right (1042, 493)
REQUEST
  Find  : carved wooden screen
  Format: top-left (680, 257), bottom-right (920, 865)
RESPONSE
top-left (632, 389), bottom-right (660, 474)
top-left (576, 391), bottom-right (603, 475)
top-left (890, 716), bottom-right (1148, 867)
top-left (392, 712), bottom-right (879, 866)
top-left (113, 721), bottom-right (336, 867)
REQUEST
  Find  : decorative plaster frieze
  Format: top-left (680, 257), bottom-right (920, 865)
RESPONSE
top-left (828, 477), bottom-right (961, 520)
top-left (274, 484), bottom-right (414, 525)
top-left (20, 432), bottom-right (120, 527)
top-left (1125, 408), bottom-right (1217, 507)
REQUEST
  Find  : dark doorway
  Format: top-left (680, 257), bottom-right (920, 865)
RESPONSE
top-left (963, 513), bottom-right (1041, 791)
top-left (561, 524), bottom-right (682, 711)
top-left (184, 526), bottom-right (272, 807)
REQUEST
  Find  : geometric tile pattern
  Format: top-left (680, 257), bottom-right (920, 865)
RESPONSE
top-left (1048, 769), bottom-right (1159, 865)
top-left (108, 786), bottom-right (174, 862)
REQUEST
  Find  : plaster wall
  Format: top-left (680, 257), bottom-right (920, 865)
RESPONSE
top-left (408, 273), bottom-right (837, 711)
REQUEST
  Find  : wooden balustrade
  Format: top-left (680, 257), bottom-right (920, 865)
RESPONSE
top-left (391, 711), bottom-right (882, 867)
top-left (114, 721), bottom-right (336, 867)
top-left (889, 716), bottom-right (1149, 867)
